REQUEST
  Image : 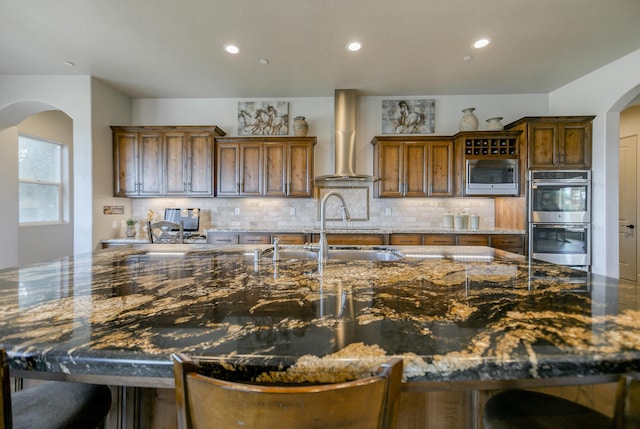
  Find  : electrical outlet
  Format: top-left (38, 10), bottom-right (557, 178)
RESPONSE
top-left (385, 207), bottom-right (392, 216)
top-left (290, 207), bottom-right (296, 216)
top-left (234, 208), bottom-right (240, 216)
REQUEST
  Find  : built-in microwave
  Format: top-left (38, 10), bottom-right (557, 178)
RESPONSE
top-left (465, 159), bottom-right (519, 196)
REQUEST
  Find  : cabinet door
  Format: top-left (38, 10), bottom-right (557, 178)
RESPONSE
top-left (559, 122), bottom-right (591, 168)
top-left (239, 234), bottom-right (271, 244)
top-left (207, 233), bottom-right (239, 245)
top-left (404, 142), bottom-right (428, 197)
top-left (186, 131), bottom-right (214, 195)
top-left (376, 141), bottom-right (404, 197)
top-left (288, 141), bottom-right (314, 197)
top-left (456, 234), bottom-right (489, 246)
top-left (113, 131), bottom-right (139, 196)
top-left (164, 132), bottom-right (188, 194)
top-left (491, 235), bottom-right (525, 255)
top-left (138, 131), bottom-right (163, 196)
top-left (240, 143), bottom-right (263, 196)
top-left (272, 233), bottom-right (307, 244)
top-left (216, 143), bottom-right (240, 196)
top-left (390, 234), bottom-right (423, 245)
top-left (428, 140), bottom-right (454, 196)
top-left (264, 142), bottom-right (287, 196)
top-left (527, 122), bottom-right (558, 169)
top-left (423, 234), bottom-right (455, 245)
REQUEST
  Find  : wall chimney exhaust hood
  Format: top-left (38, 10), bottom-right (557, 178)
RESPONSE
top-left (314, 89), bottom-right (378, 184)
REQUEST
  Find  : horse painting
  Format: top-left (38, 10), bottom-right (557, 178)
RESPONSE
top-left (238, 101), bottom-right (289, 135)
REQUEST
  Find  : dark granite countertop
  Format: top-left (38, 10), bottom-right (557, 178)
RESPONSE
top-left (0, 244), bottom-right (637, 390)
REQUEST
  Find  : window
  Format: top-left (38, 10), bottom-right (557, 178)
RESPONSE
top-left (18, 135), bottom-right (64, 223)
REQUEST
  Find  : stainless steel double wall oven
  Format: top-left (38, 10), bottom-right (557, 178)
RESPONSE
top-left (528, 170), bottom-right (591, 268)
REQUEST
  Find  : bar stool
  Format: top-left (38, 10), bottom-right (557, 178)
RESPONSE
top-left (172, 353), bottom-right (403, 429)
top-left (483, 374), bottom-right (640, 429)
top-left (1, 350), bottom-right (112, 429)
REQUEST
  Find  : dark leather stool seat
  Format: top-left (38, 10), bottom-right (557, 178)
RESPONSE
top-left (483, 389), bottom-right (612, 429)
top-left (2, 349), bottom-right (112, 429)
top-left (11, 381), bottom-right (112, 429)
top-left (484, 374), bottom-right (640, 429)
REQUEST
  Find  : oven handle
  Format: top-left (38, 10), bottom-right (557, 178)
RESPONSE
top-left (532, 224), bottom-right (590, 232)
top-left (531, 180), bottom-right (590, 188)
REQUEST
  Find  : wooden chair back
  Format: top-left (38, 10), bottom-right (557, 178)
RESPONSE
top-left (147, 221), bottom-right (184, 244)
top-left (613, 373), bottom-right (640, 429)
top-left (172, 353), bottom-right (403, 429)
top-left (0, 350), bottom-right (12, 429)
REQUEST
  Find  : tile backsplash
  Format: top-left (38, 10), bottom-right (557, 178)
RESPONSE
top-left (130, 185), bottom-right (495, 234)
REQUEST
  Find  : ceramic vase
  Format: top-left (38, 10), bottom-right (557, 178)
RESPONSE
top-left (458, 108), bottom-right (479, 131)
top-left (125, 225), bottom-right (136, 238)
top-left (486, 117), bottom-right (504, 131)
top-left (292, 116), bottom-right (309, 137)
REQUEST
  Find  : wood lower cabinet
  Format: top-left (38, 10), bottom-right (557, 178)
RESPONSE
top-left (207, 232), bottom-right (308, 245)
top-left (271, 233), bottom-right (307, 244)
top-left (423, 234), bottom-right (456, 245)
top-left (311, 234), bottom-right (386, 245)
top-left (389, 233), bottom-right (525, 254)
top-left (111, 126), bottom-right (225, 198)
top-left (371, 136), bottom-right (454, 198)
top-left (216, 137), bottom-right (316, 197)
top-left (490, 234), bottom-right (525, 255)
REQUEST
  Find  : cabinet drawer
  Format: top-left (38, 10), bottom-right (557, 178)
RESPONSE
top-left (390, 234), bottom-right (423, 245)
top-left (456, 235), bottom-right (489, 246)
top-left (207, 234), bottom-right (239, 245)
top-left (423, 234), bottom-right (455, 245)
top-left (313, 234), bottom-right (386, 245)
top-left (239, 234), bottom-right (271, 244)
top-left (491, 235), bottom-right (524, 248)
top-left (271, 234), bottom-right (307, 245)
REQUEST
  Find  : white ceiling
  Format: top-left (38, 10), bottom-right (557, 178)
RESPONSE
top-left (1, 0), bottom-right (640, 99)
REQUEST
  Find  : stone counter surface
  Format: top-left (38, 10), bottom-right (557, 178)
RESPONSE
top-left (0, 244), bottom-right (637, 390)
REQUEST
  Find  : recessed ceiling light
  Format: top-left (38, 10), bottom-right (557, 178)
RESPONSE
top-left (224, 44), bottom-right (240, 54)
top-left (472, 38), bottom-right (491, 49)
top-left (462, 55), bottom-right (473, 62)
top-left (346, 41), bottom-right (362, 52)
top-left (63, 61), bottom-right (75, 67)
top-left (259, 58), bottom-right (269, 65)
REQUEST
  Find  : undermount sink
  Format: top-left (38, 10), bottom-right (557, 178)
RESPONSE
top-left (265, 247), bottom-right (404, 262)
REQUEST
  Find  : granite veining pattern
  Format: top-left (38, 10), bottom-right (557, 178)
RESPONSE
top-left (0, 244), bottom-right (638, 389)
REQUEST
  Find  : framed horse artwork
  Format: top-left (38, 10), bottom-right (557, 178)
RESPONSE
top-left (381, 99), bottom-right (435, 134)
top-left (238, 101), bottom-right (289, 135)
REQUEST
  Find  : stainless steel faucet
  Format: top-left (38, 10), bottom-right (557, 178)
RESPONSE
top-left (272, 238), bottom-right (281, 262)
top-left (319, 191), bottom-right (351, 266)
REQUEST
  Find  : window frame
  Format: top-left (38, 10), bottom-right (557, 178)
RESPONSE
top-left (18, 133), bottom-right (67, 225)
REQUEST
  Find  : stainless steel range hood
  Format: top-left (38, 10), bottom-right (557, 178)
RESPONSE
top-left (314, 89), bottom-right (377, 184)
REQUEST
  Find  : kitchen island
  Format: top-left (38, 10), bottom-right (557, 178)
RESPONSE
top-left (0, 244), bottom-right (638, 427)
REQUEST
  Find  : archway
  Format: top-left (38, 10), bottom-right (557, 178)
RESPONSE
top-left (0, 101), bottom-right (73, 269)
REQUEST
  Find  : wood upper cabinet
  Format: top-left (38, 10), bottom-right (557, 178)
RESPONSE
top-left (112, 128), bottom-right (164, 197)
top-left (112, 126), bottom-right (225, 198)
top-left (164, 130), bottom-right (216, 196)
top-left (505, 116), bottom-right (595, 170)
top-left (216, 137), bottom-right (315, 197)
top-left (371, 136), bottom-right (454, 198)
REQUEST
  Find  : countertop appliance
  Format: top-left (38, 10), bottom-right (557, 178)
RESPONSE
top-left (528, 170), bottom-right (591, 269)
top-left (465, 159), bottom-right (518, 196)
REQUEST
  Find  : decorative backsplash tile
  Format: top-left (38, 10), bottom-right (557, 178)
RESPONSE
top-left (131, 184), bottom-right (495, 233)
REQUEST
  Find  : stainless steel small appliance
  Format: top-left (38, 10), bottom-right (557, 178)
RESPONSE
top-left (465, 159), bottom-right (519, 196)
top-left (529, 223), bottom-right (591, 266)
top-left (529, 170), bottom-right (590, 223)
top-left (528, 170), bottom-right (591, 269)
